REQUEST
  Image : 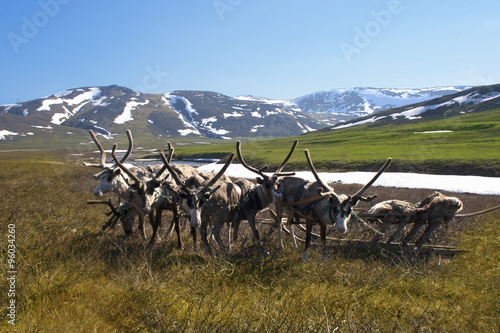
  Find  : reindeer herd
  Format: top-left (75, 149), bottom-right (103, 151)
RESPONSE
top-left (85, 130), bottom-right (466, 259)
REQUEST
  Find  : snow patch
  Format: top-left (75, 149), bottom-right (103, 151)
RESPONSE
top-left (198, 164), bottom-right (500, 195)
top-left (224, 112), bottom-right (244, 118)
top-left (0, 130), bottom-right (18, 140)
top-left (414, 130), bottom-right (453, 134)
top-left (113, 100), bottom-right (149, 124)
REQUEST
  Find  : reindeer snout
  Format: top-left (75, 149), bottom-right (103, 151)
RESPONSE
top-left (336, 226), bottom-right (347, 234)
top-left (142, 206), bottom-right (151, 214)
top-left (93, 189), bottom-right (104, 197)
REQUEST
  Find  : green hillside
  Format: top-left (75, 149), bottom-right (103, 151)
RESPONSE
top-left (170, 107), bottom-right (500, 176)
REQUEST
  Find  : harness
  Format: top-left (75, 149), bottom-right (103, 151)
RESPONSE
top-left (278, 194), bottom-right (333, 224)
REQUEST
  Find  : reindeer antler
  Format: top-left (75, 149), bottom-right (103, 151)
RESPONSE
top-left (84, 129), bottom-right (133, 168)
top-left (304, 149), bottom-right (333, 195)
top-left (111, 144), bottom-right (142, 187)
top-left (236, 141), bottom-right (267, 179)
top-left (350, 158), bottom-right (392, 205)
top-left (159, 150), bottom-right (185, 186)
top-left (275, 139), bottom-right (298, 176)
top-left (237, 140), bottom-right (297, 179)
top-left (83, 129), bottom-right (107, 168)
top-left (152, 142), bottom-right (175, 180)
top-left (200, 153), bottom-right (234, 193)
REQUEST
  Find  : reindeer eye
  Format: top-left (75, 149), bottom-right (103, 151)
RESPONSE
top-left (106, 176), bottom-right (113, 182)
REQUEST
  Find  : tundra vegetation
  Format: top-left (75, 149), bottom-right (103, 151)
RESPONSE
top-left (0, 150), bottom-right (499, 332)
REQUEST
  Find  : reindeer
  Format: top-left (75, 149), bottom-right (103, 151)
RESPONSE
top-left (274, 150), bottom-right (392, 260)
top-left (85, 129), bottom-right (156, 238)
top-left (231, 140), bottom-right (298, 253)
top-left (367, 200), bottom-right (418, 245)
top-left (161, 153), bottom-right (241, 253)
top-left (403, 192), bottom-right (463, 250)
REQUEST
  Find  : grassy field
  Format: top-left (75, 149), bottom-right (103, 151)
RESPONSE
top-left (0, 151), bottom-right (499, 331)
top-left (168, 107), bottom-right (500, 176)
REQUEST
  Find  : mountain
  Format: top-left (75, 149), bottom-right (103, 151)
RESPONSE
top-left (330, 84), bottom-right (500, 130)
top-left (0, 85), bottom-right (324, 142)
top-left (290, 86), bottom-right (471, 122)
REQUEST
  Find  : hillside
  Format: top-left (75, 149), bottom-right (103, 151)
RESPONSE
top-left (331, 84), bottom-right (500, 130)
top-left (168, 87), bottom-right (500, 177)
top-left (291, 86), bottom-right (469, 120)
top-left (0, 85), bottom-right (324, 144)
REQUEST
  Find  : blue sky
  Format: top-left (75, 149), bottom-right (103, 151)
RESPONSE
top-left (1, 0), bottom-right (499, 104)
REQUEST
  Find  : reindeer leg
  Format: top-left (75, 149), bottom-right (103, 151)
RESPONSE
top-left (137, 213), bottom-right (146, 240)
top-left (164, 215), bottom-right (176, 238)
top-left (147, 208), bottom-right (162, 247)
top-left (320, 223), bottom-right (328, 260)
top-left (191, 226), bottom-right (197, 251)
top-left (403, 220), bottom-right (424, 247)
top-left (211, 220), bottom-right (227, 254)
top-left (248, 213), bottom-right (268, 254)
top-left (288, 216), bottom-right (298, 249)
top-left (415, 219), bottom-right (439, 251)
top-left (200, 218), bottom-right (211, 254)
top-left (172, 205), bottom-right (183, 250)
top-left (301, 219), bottom-right (314, 261)
top-left (227, 218), bottom-right (235, 252)
top-left (387, 216), bottom-right (409, 244)
top-left (278, 215), bottom-right (285, 249)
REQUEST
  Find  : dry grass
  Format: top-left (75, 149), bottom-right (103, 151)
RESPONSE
top-left (0, 152), bottom-right (498, 332)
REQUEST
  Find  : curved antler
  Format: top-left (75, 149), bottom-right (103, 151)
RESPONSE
top-left (275, 139), bottom-right (298, 175)
top-left (159, 150), bottom-right (184, 186)
top-left (154, 143), bottom-right (175, 180)
top-left (111, 144), bottom-right (142, 186)
top-left (200, 153), bottom-right (234, 193)
top-left (304, 149), bottom-right (333, 194)
top-left (84, 129), bottom-right (133, 168)
top-left (236, 140), bottom-right (297, 179)
top-left (236, 141), bottom-right (267, 179)
top-left (120, 129), bottom-right (133, 164)
top-left (350, 158), bottom-right (392, 204)
top-left (83, 129), bottom-right (107, 168)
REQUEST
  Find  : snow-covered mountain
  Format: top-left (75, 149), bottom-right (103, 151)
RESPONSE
top-left (0, 85), bottom-right (324, 142)
top-left (292, 87), bottom-right (471, 118)
top-left (331, 84), bottom-right (500, 129)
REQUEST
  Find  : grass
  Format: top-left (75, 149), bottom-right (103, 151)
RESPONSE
top-left (0, 151), bottom-right (499, 331)
top-left (167, 107), bottom-right (500, 175)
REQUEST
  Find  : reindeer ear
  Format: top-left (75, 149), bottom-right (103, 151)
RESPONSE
top-left (113, 168), bottom-right (122, 175)
top-left (179, 191), bottom-right (188, 199)
top-left (257, 177), bottom-right (264, 184)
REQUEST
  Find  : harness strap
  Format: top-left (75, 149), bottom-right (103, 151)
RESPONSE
top-left (291, 194), bottom-right (325, 207)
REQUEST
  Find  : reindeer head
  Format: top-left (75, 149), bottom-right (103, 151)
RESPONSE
top-left (305, 149), bottom-right (392, 233)
top-left (85, 129), bottom-right (136, 197)
top-left (236, 140), bottom-right (297, 203)
top-left (160, 151), bottom-right (234, 228)
top-left (111, 143), bottom-right (175, 214)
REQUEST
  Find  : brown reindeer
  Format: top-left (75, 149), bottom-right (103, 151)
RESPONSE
top-left (161, 153), bottom-right (240, 253)
top-left (85, 129), bottom-right (159, 238)
top-left (403, 192), bottom-right (463, 250)
top-left (367, 200), bottom-right (418, 245)
top-left (233, 140), bottom-right (298, 253)
top-left (275, 150), bottom-right (391, 260)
